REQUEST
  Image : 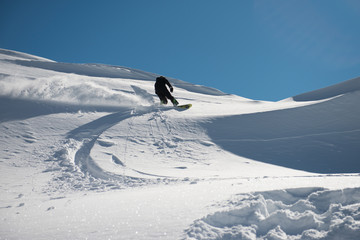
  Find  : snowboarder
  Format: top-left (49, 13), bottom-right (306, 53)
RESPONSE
top-left (154, 76), bottom-right (179, 106)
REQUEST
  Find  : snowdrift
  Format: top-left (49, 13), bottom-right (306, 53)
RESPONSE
top-left (186, 187), bottom-right (360, 240)
top-left (292, 76), bottom-right (360, 101)
top-left (1, 48), bottom-right (360, 239)
top-left (204, 90), bottom-right (360, 173)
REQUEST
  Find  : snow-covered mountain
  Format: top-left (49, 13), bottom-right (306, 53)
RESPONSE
top-left (1, 49), bottom-right (359, 239)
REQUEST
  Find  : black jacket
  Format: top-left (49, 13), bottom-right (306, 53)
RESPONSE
top-left (155, 76), bottom-right (173, 93)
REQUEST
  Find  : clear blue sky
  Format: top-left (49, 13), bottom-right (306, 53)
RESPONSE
top-left (1, 0), bottom-right (360, 100)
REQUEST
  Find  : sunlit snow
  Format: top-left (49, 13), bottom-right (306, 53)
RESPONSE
top-left (1, 49), bottom-right (359, 239)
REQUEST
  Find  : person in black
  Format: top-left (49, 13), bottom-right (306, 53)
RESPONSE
top-left (154, 76), bottom-right (179, 106)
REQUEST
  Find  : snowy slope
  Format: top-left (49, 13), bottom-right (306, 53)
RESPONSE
top-left (1, 49), bottom-right (359, 239)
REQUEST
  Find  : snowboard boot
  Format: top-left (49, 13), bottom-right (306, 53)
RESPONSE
top-left (160, 98), bottom-right (168, 105)
top-left (171, 98), bottom-right (179, 106)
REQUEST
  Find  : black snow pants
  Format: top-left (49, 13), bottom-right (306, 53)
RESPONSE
top-left (155, 87), bottom-right (175, 104)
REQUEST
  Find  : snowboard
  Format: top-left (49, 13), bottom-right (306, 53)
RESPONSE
top-left (176, 104), bottom-right (192, 110)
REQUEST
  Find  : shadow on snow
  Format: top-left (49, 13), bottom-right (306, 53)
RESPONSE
top-left (202, 92), bottom-right (360, 174)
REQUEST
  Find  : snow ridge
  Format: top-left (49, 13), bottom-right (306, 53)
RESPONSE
top-left (292, 76), bottom-right (360, 101)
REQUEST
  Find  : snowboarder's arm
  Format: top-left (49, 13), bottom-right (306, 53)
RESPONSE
top-left (165, 79), bottom-right (174, 92)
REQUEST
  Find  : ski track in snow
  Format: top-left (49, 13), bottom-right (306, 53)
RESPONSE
top-left (1, 49), bottom-right (360, 239)
top-left (51, 107), bottom-right (177, 192)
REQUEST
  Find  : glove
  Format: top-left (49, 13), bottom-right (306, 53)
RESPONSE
top-left (170, 87), bottom-right (174, 93)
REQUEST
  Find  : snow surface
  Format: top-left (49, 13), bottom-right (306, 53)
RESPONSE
top-left (0, 48), bottom-right (359, 239)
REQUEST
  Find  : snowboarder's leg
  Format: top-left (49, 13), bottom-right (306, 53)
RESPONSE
top-left (161, 97), bottom-right (168, 105)
top-left (164, 91), bottom-right (178, 106)
top-left (156, 92), bottom-right (168, 104)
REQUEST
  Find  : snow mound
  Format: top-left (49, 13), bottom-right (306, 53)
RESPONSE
top-left (185, 187), bottom-right (360, 240)
top-left (292, 77), bottom-right (360, 101)
top-left (0, 48), bottom-right (226, 97)
top-left (204, 90), bottom-right (360, 173)
top-left (0, 75), bottom-right (141, 107)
